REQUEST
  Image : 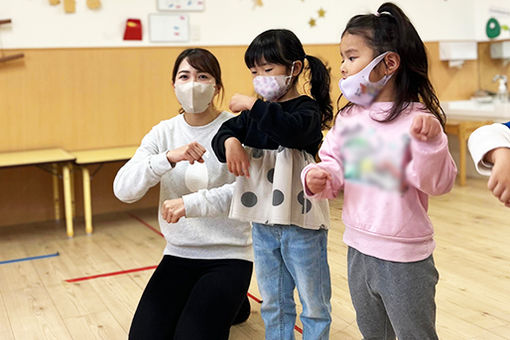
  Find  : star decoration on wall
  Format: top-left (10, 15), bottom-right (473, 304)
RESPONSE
top-left (308, 7), bottom-right (326, 28)
top-left (49, 0), bottom-right (101, 12)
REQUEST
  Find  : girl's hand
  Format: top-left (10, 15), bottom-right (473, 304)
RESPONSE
top-left (162, 198), bottom-right (186, 223)
top-left (486, 147), bottom-right (510, 207)
top-left (410, 115), bottom-right (442, 142)
top-left (305, 168), bottom-right (331, 195)
top-left (166, 142), bottom-right (206, 165)
top-left (225, 137), bottom-right (250, 177)
top-left (229, 94), bottom-right (257, 113)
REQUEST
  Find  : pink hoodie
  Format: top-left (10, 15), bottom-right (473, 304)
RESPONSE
top-left (302, 102), bottom-right (457, 262)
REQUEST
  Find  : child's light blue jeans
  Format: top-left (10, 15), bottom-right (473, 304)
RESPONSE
top-left (252, 223), bottom-right (331, 340)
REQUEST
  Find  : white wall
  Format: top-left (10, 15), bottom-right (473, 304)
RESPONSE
top-left (474, 0), bottom-right (510, 41)
top-left (1, 0), bottom-right (476, 49)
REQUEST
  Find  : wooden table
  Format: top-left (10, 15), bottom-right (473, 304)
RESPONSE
top-left (0, 148), bottom-right (76, 237)
top-left (72, 146), bottom-right (138, 234)
top-left (445, 119), bottom-right (492, 186)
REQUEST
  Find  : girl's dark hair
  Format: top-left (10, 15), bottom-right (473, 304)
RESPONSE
top-left (244, 29), bottom-right (333, 129)
top-left (340, 2), bottom-right (445, 127)
top-left (171, 48), bottom-right (224, 110)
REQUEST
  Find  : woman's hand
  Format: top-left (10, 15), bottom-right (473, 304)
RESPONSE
top-left (229, 94), bottom-right (257, 113)
top-left (486, 147), bottom-right (510, 207)
top-left (166, 142), bottom-right (206, 165)
top-left (225, 137), bottom-right (250, 177)
top-left (162, 198), bottom-right (186, 223)
top-left (410, 115), bottom-right (442, 142)
top-left (305, 168), bottom-right (331, 195)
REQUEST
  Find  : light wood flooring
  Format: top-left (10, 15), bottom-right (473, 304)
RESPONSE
top-left (0, 178), bottom-right (509, 339)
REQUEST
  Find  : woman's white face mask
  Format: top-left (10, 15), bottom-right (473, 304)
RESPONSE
top-left (339, 52), bottom-right (392, 107)
top-left (174, 82), bottom-right (216, 114)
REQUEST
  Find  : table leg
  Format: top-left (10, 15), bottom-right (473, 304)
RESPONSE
top-left (70, 165), bottom-right (76, 217)
top-left (62, 163), bottom-right (74, 237)
top-left (52, 163), bottom-right (61, 221)
top-left (458, 129), bottom-right (467, 186)
top-left (82, 167), bottom-right (93, 234)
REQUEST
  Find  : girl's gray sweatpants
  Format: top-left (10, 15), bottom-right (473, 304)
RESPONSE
top-left (348, 247), bottom-right (439, 340)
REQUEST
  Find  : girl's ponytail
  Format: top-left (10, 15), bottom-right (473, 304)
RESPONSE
top-left (305, 55), bottom-right (333, 130)
top-left (377, 2), bottom-right (445, 127)
top-left (341, 2), bottom-right (445, 127)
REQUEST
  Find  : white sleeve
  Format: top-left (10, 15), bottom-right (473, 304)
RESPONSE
top-left (181, 182), bottom-right (234, 218)
top-left (468, 123), bottom-right (510, 176)
top-left (113, 126), bottom-right (173, 203)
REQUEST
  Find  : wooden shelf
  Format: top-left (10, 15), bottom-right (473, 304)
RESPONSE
top-left (0, 19), bottom-right (24, 62)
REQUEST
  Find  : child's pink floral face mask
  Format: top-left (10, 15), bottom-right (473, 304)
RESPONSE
top-left (252, 62), bottom-right (296, 101)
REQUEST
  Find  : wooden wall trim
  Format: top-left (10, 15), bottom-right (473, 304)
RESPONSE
top-left (0, 42), bottom-right (498, 227)
top-left (0, 42), bottom-right (483, 153)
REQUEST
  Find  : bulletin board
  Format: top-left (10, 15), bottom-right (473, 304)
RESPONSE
top-left (149, 14), bottom-right (189, 42)
top-left (156, 0), bottom-right (205, 11)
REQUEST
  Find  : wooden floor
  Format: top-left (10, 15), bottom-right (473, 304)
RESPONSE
top-left (0, 178), bottom-right (509, 339)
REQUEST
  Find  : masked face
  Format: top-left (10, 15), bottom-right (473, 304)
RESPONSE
top-left (339, 52), bottom-right (392, 107)
top-left (174, 81), bottom-right (215, 114)
top-left (252, 61), bottom-right (296, 102)
top-left (173, 58), bottom-right (218, 114)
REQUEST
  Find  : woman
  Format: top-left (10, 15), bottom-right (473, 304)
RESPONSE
top-left (114, 48), bottom-right (253, 340)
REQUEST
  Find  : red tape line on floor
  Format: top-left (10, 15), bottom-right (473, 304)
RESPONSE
top-left (246, 292), bottom-right (302, 334)
top-left (247, 292), bottom-right (262, 304)
top-left (128, 212), bottom-right (164, 237)
top-left (65, 265), bottom-right (157, 283)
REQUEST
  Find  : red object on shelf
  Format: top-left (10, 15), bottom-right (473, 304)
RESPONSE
top-left (123, 19), bottom-right (142, 40)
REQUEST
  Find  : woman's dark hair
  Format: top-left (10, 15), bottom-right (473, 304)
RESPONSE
top-left (340, 2), bottom-right (445, 127)
top-left (244, 29), bottom-right (333, 129)
top-left (171, 48), bottom-right (224, 111)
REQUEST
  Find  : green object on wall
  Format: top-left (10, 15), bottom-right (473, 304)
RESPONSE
top-left (486, 17), bottom-right (501, 39)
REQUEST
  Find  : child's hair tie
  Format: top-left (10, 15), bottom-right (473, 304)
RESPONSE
top-left (375, 11), bottom-right (392, 17)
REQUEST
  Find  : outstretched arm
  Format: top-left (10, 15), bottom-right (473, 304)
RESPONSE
top-left (469, 122), bottom-right (510, 175)
top-left (161, 182), bottom-right (236, 223)
top-left (485, 147), bottom-right (510, 206)
top-left (469, 122), bottom-right (510, 206)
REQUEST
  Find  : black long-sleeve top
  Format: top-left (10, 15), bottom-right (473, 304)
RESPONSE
top-left (211, 95), bottom-right (323, 162)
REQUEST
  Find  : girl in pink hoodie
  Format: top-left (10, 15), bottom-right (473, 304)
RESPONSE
top-left (302, 3), bottom-right (457, 339)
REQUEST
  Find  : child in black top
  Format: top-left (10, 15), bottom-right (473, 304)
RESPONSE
top-left (212, 29), bottom-right (333, 339)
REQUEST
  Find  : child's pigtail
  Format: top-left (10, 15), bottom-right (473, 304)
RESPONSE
top-left (305, 55), bottom-right (333, 130)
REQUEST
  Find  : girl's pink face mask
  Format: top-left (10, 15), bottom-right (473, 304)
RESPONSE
top-left (252, 62), bottom-right (296, 102)
top-left (339, 52), bottom-right (392, 107)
